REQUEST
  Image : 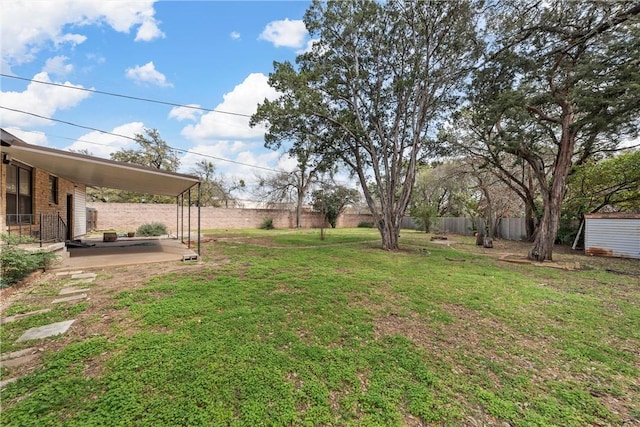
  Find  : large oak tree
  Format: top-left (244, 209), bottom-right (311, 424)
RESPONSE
top-left (469, 1), bottom-right (640, 261)
top-left (251, 0), bottom-right (481, 250)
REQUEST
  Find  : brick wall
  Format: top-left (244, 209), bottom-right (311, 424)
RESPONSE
top-left (33, 169), bottom-right (80, 217)
top-left (86, 202), bottom-right (375, 232)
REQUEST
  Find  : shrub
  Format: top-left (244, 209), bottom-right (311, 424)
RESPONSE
top-left (357, 222), bottom-right (374, 228)
top-left (136, 222), bottom-right (168, 236)
top-left (1, 233), bottom-right (36, 245)
top-left (0, 246), bottom-right (57, 288)
top-left (259, 217), bottom-right (274, 230)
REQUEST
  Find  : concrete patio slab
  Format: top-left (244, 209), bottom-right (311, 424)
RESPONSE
top-left (52, 293), bottom-right (87, 304)
top-left (51, 238), bottom-right (199, 271)
top-left (16, 319), bottom-right (76, 342)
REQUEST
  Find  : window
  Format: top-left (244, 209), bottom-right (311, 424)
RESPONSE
top-left (5, 163), bottom-right (32, 223)
top-left (49, 175), bottom-right (58, 204)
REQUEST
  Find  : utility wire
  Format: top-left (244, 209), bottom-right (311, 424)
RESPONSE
top-left (0, 106), bottom-right (279, 173)
top-left (0, 73), bottom-right (252, 118)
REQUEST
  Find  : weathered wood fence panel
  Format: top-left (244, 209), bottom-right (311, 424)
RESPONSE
top-left (402, 216), bottom-right (527, 241)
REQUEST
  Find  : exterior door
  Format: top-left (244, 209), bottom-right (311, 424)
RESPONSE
top-left (66, 194), bottom-right (73, 241)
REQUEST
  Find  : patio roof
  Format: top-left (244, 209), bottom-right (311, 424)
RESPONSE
top-left (1, 129), bottom-right (199, 197)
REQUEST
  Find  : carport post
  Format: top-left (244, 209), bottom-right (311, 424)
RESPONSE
top-left (188, 187), bottom-right (192, 249)
top-left (197, 182), bottom-right (201, 255)
top-left (176, 195), bottom-right (179, 241)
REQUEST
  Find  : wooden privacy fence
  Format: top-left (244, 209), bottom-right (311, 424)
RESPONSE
top-left (403, 216), bottom-right (527, 241)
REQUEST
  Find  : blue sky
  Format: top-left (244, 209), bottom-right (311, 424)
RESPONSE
top-left (1, 0), bottom-right (315, 188)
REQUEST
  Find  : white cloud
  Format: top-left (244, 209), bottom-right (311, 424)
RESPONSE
top-left (168, 104), bottom-right (203, 122)
top-left (230, 31), bottom-right (241, 40)
top-left (180, 141), bottom-right (246, 173)
top-left (275, 154), bottom-right (298, 172)
top-left (181, 73), bottom-right (279, 141)
top-left (43, 55), bottom-right (74, 76)
top-left (296, 38), bottom-right (319, 55)
top-left (258, 19), bottom-right (308, 48)
top-left (0, 71), bottom-right (92, 127)
top-left (135, 17), bottom-right (165, 41)
top-left (1, 0), bottom-right (162, 66)
top-left (86, 53), bottom-right (106, 64)
top-left (125, 61), bottom-right (172, 87)
top-left (3, 128), bottom-right (49, 146)
top-left (179, 141), bottom-right (287, 185)
top-left (621, 135), bottom-right (639, 149)
top-left (64, 122), bottom-right (146, 158)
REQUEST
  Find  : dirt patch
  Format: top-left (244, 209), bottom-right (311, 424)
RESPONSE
top-left (0, 270), bottom-right (46, 310)
top-left (373, 302), bottom-right (640, 423)
top-left (449, 237), bottom-right (640, 276)
top-left (374, 307), bottom-right (560, 383)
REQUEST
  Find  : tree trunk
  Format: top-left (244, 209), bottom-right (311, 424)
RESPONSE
top-left (377, 213), bottom-right (400, 250)
top-left (528, 200), bottom-right (558, 261)
top-left (524, 202), bottom-right (536, 241)
top-left (528, 110), bottom-right (576, 261)
top-left (296, 191), bottom-right (303, 228)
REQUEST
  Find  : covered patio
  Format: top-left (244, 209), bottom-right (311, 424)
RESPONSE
top-left (1, 130), bottom-right (202, 265)
top-left (51, 235), bottom-right (199, 271)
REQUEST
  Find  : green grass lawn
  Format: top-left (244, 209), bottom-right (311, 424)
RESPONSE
top-left (1, 229), bottom-right (638, 426)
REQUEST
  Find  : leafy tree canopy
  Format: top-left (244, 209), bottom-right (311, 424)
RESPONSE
top-left (252, 0), bottom-right (481, 249)
top-left (312, 184), bottom-right (360, 228)
top-left (455, 0), bottom-right (640, 260)
top-left (89, 128), bottom-right (181, 203)
top-left (565, 149), bottom-right (640, 218)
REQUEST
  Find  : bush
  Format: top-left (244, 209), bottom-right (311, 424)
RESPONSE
top-left (259, 217), bottom-right (274, 230)
top-left (556, 218), bottom-right (580, 246)
top-left (357, 222), bottom-right (374, 228)
top-left (1, 233), bottom-right (36, 245)
top-left (0, 246), bottom-right (57, 288)
top-left (136, 222), bottom-right (168, 236)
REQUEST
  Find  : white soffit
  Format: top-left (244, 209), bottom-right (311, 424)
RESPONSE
top-left (1, 130), bottom-right (199, 197)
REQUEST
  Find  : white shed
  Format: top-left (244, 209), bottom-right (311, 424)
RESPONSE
top-left (584, 213), bottom-right (640, 259)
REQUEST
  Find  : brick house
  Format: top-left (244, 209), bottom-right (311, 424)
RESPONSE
top-left (1, 129), bottom-right (200, 247)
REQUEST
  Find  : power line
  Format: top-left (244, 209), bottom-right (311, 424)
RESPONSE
top-left (0, 73), bottom-right (252, 118)
top-left (0, 106), bottom-right (279, 173)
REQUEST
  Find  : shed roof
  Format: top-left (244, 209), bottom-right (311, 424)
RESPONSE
top-left (584, 212), bottom-right (640, 219)
top-left (1, 129), bottom-right (199, 197)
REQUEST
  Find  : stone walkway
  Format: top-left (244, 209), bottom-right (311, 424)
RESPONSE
top-left (0, 271), bottom-right (97, 388)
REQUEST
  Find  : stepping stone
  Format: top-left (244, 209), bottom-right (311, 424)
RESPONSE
top-left (1, 308), bottom-right (52, 324)
top-left (1, 347), bottom-right (38, 361)
top-left (0, 377), bottom-right (19, 388)
top-left (59, 287), bottom-right (90, 295)
top-left (16, 320), bottom-right (75, 342)
top-left (71, 273), bottom-right (96, 280)
top-left (0, 353), bottom-right (38, 368)
top-left (52, 293), bottom-right (87, 304)
top-left (55, 270), bottom-right (83, 277)
top-left (70, 277), bottom-right (95, 284)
